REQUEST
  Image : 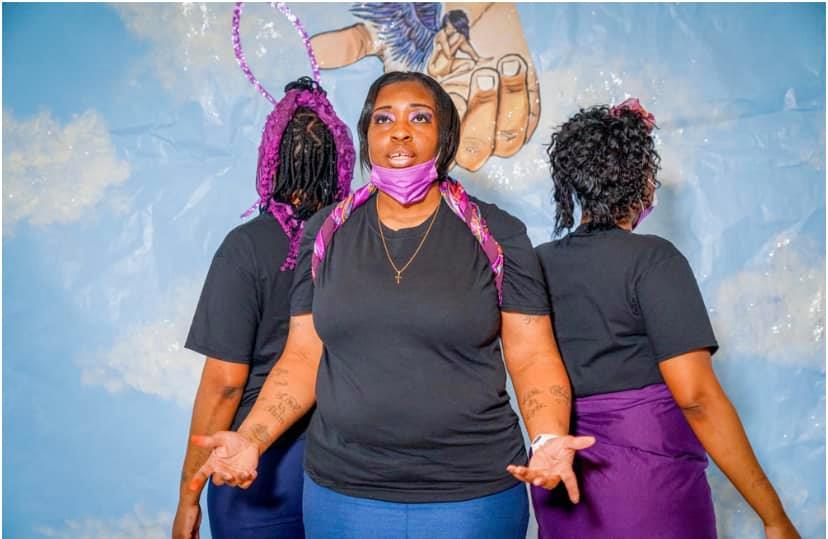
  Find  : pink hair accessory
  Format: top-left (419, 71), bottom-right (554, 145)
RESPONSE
top-left (610, 98), bottom-right (656, 132)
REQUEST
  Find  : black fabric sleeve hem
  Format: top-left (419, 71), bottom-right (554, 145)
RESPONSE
top-left (653, 341), bottom-right (720, 363)
top-left (289, 306), bottom-right (313, 317)
top-left (184, 340), bottom-right (252, 365)
top-left (499, 304), bottom-right (551, 315)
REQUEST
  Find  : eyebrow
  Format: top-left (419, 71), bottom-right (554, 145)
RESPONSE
top-left (373, 103), bottom-right (435, 111)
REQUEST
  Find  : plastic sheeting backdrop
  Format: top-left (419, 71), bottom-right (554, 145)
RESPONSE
top-left (3, 3), bottom-right (825, 538)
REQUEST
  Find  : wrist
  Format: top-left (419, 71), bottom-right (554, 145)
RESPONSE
top-left (238, 426), bottom-right (266, 457)
top-left (530, 433), bottom-right (560, 453)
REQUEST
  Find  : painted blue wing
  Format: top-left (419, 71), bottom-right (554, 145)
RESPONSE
top-left (350, 3), bottom-right (441, 71)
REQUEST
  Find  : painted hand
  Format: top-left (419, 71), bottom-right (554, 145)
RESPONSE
top-left (507, 435), bottom-right (596, 503)
top-left (188, 431), bottom-right (259, 491)
top-left (310, 3), bottom-right (541, 171)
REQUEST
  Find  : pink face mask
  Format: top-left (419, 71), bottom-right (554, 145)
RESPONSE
top-left (633, 181), bottom-right (658, 229)
top-left (369, 158), bottom-right (439, 206)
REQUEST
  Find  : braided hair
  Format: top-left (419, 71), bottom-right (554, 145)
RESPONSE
top-left (271, 77), bottom-right (339, 220)
top-left (546, 105), bottom-right (661, 235)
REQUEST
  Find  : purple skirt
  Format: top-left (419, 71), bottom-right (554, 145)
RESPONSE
top-left (531, 384), bottom-right (716, 539)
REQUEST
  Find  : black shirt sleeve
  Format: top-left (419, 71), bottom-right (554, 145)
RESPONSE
top-left (636, 253), bottom-right (719, 362)
top-left (481, 202), bottom-right (550, 315)
top-left (185, 230), bottom-right (260, 364)
top-left (290, 207), bottom-right (330, 316)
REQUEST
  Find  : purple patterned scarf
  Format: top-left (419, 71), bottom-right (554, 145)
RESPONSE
top-left (312, 179), bottom-right (505, 303)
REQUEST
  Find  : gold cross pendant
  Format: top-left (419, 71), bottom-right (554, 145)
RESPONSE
top-left (394, 272), bottom-right (402, 285)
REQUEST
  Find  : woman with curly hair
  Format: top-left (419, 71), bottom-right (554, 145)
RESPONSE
top-left (528, 100), bottom-right (799, 538)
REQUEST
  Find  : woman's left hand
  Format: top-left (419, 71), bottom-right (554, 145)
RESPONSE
top-left (507, 435), bottom-right (596, 503)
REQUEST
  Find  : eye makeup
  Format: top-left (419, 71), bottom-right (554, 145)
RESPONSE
top-left (409, 110), bottom-right (433, 123)
top-left (372, 112), bottom-right (395, 124)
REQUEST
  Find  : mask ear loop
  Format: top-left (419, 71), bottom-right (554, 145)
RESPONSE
top-left (232, 2), bottom-right (322, 106)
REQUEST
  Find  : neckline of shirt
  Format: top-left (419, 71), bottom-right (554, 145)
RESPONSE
top-left (365, 193), bottom-right (447, 240)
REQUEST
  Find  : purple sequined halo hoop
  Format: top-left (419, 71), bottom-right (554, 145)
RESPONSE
top-left (233, 2), bottom-right (355, 270)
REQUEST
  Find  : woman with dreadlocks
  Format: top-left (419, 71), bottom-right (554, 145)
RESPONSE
top-left (529, 100), bottom-right (798, 538)
top-left (172, 76), bottom-right (354, 539)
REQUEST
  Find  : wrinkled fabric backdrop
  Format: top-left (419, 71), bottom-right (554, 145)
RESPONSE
top-left (4, 3), bottom-right (825, 538)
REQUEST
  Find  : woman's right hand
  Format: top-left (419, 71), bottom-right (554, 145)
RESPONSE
top-left (188, 431), bottom-right (259, 491)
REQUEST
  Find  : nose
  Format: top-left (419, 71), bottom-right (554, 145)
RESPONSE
top-left (390, 123), bottom-right (412, 143)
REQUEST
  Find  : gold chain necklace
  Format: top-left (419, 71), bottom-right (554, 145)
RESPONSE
top-left (376, 196), bottom-right (441, 285)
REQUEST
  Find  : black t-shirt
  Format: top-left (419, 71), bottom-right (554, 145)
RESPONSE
top-left (290, 193), bottom-right (549, 503)
top-left (535, 224), bottom-right (719, 398)
top-left (186, 213), bottom-right (306, 432)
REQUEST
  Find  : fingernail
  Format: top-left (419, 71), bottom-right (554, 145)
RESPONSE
top-left (500, 59), bottom-right (520, 76)
top-left (477, 75), bottom-right (496, 91)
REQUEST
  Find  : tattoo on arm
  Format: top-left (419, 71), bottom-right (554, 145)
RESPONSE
top-left (249, 423), bottom-right (271, 445)
top-left (264, 393), bottom-right (303, 425)
top-left (521, 388), bottom-right (549, 421)
top-left (520, 385), bottom-right (572, 421)
top-left (549, 385), bottom-right (572, 406)
top-left (268, 367), bottom-right (289, 387)
top-left (520, 315), bottom-right (541, 326)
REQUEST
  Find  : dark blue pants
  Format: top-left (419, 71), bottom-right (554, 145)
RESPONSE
top-left (207, 436), bottom-right (306, 539)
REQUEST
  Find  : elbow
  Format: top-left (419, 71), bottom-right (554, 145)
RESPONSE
top-left (200, 377), bottom-right (246, 401)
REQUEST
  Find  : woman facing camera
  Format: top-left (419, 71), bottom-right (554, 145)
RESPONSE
top-left (529, 100), bottom-right (799, 539)
top-left (187, 71), bottom-right (594, 539)
top-left (173, 77), bottom-right (353, 539)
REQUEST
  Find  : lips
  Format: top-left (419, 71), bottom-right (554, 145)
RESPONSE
top-left (387, 150), bottom-right (416, 167)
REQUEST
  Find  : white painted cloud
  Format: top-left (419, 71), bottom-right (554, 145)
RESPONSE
top-left (34, 506), bottom-right (170, 539)
top-left (3, 110), bottom-right (130, 232)
top-left (81, 281), bottom-right (203, 407)
top-left (116, 3), bottom-right (355, 124)
top-left (712, 233), bottom-right (825, 368)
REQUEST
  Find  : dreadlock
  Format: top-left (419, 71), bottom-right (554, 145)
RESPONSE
top-left (271, 77), bottom-right (339, 221)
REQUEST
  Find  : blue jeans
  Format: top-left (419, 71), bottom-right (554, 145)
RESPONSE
top-left (302, 474), bottom-right (528, 539)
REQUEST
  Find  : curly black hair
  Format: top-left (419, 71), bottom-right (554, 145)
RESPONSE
top-left (546, 105), bottom-right (661, 235)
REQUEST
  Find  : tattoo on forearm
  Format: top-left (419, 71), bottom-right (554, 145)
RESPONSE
top-left (521, 388), bottom-right (549, 421)
top-left (268, 367), bottom-right (289, 387)
top-left (520, 315), bottom-right (540, 326)
top-left (249, 423), bottom-right (270, 445)
top-left (265, 392), bottom-right (303, 424)
top-left (549, 385), bottom-right (572, 406)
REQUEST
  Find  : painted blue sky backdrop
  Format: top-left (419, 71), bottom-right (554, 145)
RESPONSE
top-left (4, 3), bottom-right (825, 538)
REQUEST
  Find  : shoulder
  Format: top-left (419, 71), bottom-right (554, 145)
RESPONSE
top-left (302, 202), bottom-right (337, 239)
top-left (469, 196), bottom-right (527, 241)
top-left (629, 233), bottom-right (685, 267)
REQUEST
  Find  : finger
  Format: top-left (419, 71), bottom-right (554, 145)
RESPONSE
top-left (190, 434), bottom-right (220, 450)
top-left (561, 471), bottom-right (582, 504)
top-left (188, 464), bottom-right (213, 492)
top-left (566, 436), bottom-right (597, 451)
top-left (456, 67), bottom-right (499, 172)
top-left (525, 59), bottom-right (540, 142)
top-left (493, 54), bottom-right (529, 158)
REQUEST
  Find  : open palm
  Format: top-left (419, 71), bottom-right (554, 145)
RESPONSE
top-left (507, 435), bottom-right (595, 503)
